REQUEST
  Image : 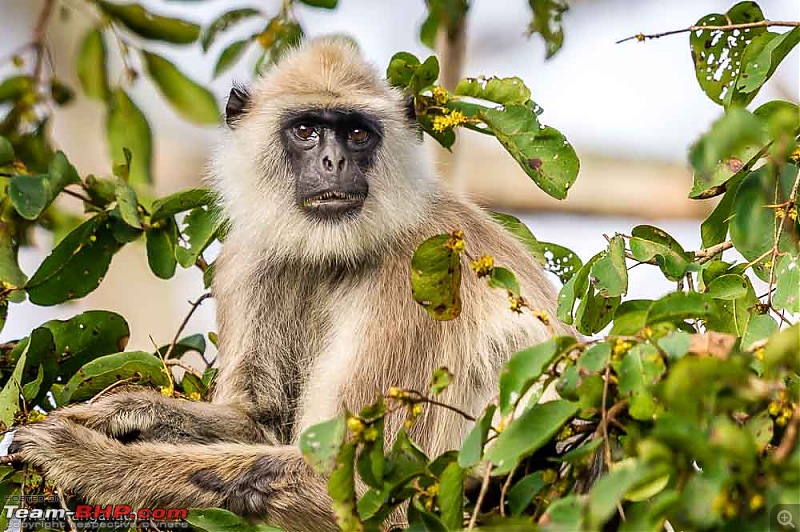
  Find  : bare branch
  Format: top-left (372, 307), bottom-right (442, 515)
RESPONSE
top-left (617, 20), bottom-right (800, 44)
top-left (163, 293), bottom-right (212, 361)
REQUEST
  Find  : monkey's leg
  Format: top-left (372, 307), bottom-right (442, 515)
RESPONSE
top-left (52, 387), bottom-right (274, 444)
top-left (10, 418), bottom-right (336, 532)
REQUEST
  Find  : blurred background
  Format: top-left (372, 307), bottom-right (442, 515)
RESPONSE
top-left (0, 0), bottom-right (798, 356)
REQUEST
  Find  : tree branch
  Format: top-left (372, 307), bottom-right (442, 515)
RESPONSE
top-left (163, 293), bottom-right (212, 361)
top-left (617, 20), bottom-right (800, 44)
top-left (694, 241), bottom-right (733, 263)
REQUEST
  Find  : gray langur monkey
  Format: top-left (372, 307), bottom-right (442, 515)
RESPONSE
top-left (10, 37), bottom-right (571, 531)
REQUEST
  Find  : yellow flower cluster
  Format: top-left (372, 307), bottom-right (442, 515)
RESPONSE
top-left (531, 309), bottom-right (550, 325)
top-left (508, 294), bottom-right (525, 314)
top-left (470, 255), bottom-right (495, 277)
top-left (348, 415), bottom-right (378, 441)
top-left (612, 338), bottom-right (633, 358)
top-left (444, 230), bottom-right (466, 253)
top-left (432, 109), bottom-right (467, 133)
top-left (432, 86), bottom-right (449, 105)
top-left (768, 389), bottom-right (795, 427)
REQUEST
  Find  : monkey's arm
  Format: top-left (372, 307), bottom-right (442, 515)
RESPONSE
top-left (10, 418), bottom-right (336, 532)
top-left (52, 387), bottom-right (275, 444)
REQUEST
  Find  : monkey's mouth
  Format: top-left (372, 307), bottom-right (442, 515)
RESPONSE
top-left (299, 190), bottom-right (367, 219)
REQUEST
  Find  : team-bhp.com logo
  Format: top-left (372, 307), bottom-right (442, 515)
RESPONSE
top-left (4, 501), bottom-right (188, 529)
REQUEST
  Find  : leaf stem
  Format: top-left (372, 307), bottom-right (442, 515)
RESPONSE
top-left (163, 293), bottom-right (212, 361)
top-left (467, 463), bottom-right (492, 530)
top-left (617, 20), bottom-right (800, 44)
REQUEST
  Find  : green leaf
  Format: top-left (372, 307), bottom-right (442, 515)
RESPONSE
top-left (773, 254), bottom-right (800, 313)
top-left (107, 89), bottom-right (152, 185)
top-left (647, 291), bottom-right (717, 325)
top-left (706, 273), bottom-right (748, 300)
top-left (328, 441), bottom-right (362, 532)
top-left (142, 51), bottom-right (219, 125)
top-left (0, 333), bottom-right (31, 426)
top-left (499, 336), bottom-right (576, 416)
top-left (488, 266), bottom-right (520, 296)
top-left (298, 0), bottom-right (338, 8)
top-left (185, 508), bottom-right (283, 532)
top-left (575, 287), bottom-right (620, 335)
top-left (386, 52), bottom-right (439, 94)
top-left (729, 167), bottom-right (778, 275)
top-left (201, 8), bottom-right (261, 51)
top-left (77, 29), bottom-right (108, 100)
top-left (507, 471), bottom-right (546, 516)
top-left (437, 461), bottom-right (464, 530)
top-left (26, 212), bottom-right (123, 305)
top-left (741, 314), bottom-right (778, 351)
top-left (527, 0), bottom-right (568, 59)
top-left (614, 344), bottom-right (665, 397)
top-left (175, 206), bottom-right (224, 268)
top-left (763, 323), bottom-right (800, 376)
top-left (213, 39), bottom-right (251, 78)
top-left (458, 403), bottom-right (495, 468)
top-left (541, 495), bottom-right (584, 530)
top-left (21, 364), bottom-right (44, 402)
top-left (700, 172), bottom-right (746, 247)
top-left (411, 233), bottom-right (463, 321)
top-left (7, 152), bottom-right (81, 220)
top-left (299, 415), bottom-right (346, 475)
top-left (588, 459), bottom-right (665, 529)
top-left (97, 1), bottom-right (200, 44)
top-left (114, 180), bottom-right (142, 228)
top-left (480, 105), bottom-right (579, 200)
top-left (61, 350), bottom-right (170, 403)
top-left (485, 399), bottom-right (577, 474)
top-left (8, 175), bottom-right (48, 220)
top-left (150, 188), bottom-right (214, 222)
top-left (0, 136), bottom-right (14, 166)
top-left (735, 27), bottom-right (800, 96)
top-left (146, 217), bottom-right (179, 279)
top-left (629, 225), bottom-right (691, 281)
top-left (43, 310), bottom-right (130, 381)
top-left (578, 342), bottom-right (611, 374)
top-left (657, 331), bottom-right (692, 361)
top-left (0, 75), bottom-right (33, 105)
top-left (610, 299), bottom-right (652, 335)
top-left (454, 76), bottom-right (531, 105)
top-left (429, 367), bottom-right (453, 396)
top-left (690, 1), bottom-right (766, 105)
top-left (590, 235), bottom-right (627, 297)
top-left (155, 333), bottom-right (206, 359)
top-left (0, 224), bottom-right (27, 297)
top-left (688, 107), bottom-right (769, 198)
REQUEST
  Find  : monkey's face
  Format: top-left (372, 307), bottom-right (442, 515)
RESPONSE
top-left (280, 109), bottom-right (381, 222)
top-left (210, 38), bottom-right (438, 262)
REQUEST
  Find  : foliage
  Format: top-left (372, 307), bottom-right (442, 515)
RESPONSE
top-left (0, 1), bottom-right (798, 531)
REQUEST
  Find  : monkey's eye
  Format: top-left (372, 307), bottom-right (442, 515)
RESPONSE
top-left (348, 128), bottom-right (370, 144)
top-left (293, 124), bottom-right (317, 141)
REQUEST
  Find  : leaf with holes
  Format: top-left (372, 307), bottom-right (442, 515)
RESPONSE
top-left (411, 233), bottom-right (463, 321)
top-left (455, 76), bottom-right (531, 105)
top-left (690, 1), bottom-right (766, 105)
top-left (527, 0), bottom-right (568, 59)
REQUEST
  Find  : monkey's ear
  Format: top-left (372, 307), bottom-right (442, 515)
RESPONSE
top-left (225, 85), bottom-right (252, 128)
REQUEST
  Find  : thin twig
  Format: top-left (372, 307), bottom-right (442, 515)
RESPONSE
top-left (88, 376), bottom-right (137, 404)
top-left (467, 463), bottom-right (492, 530)
top-left (767, 172), bottom-right (800, 306)
top-left (499, 463), bottom-right (518, 517)
top-left (601, 364), bottom-right (612, 466)
top-left (405, 390), bottom-right (476, 422)
top-left (62, 187), bottom-right (93, 203)
top-left (57, 487), bottom-right (78, 532)
top-left (31, 0), bottom-right (57, 83)
top-left (163, 293), bottom-right (212, 361)
top-left (163, 358), bottom-right (204, 380)
top-left (617, 20), bottom-right (800, 44)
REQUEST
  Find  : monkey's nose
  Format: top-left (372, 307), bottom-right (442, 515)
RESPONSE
top-left (321, 155), bottom-right (345, 174)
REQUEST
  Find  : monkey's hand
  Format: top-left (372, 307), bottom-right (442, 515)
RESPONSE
top-left (9, 418), bottom-right (336, 531)
top-left (50, 387), bottom-right (269, 444)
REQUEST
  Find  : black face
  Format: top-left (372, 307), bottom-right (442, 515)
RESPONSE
top-left (280, 109), bottom-right (382, 221)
